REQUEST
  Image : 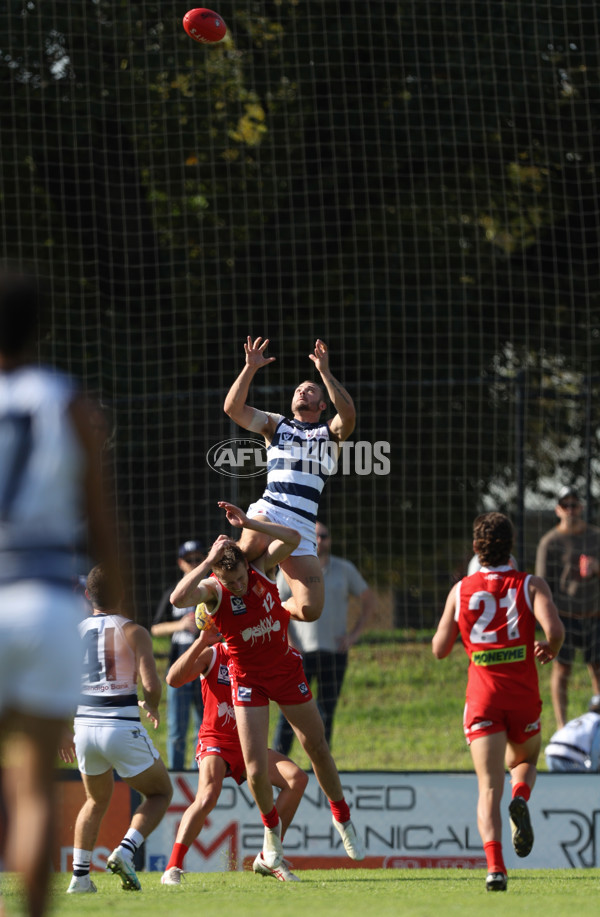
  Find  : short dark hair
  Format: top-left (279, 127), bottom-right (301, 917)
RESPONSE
top-left (212, 543), bottom-right (246, 574)
top-left (0, 270), bottom-right (42, 355)
top-left (86, 564), bottom-right (123, 610)
top-left (473, 512), bottom-right (514, 567)
top-left (299, 379), bottom-right (327, 403)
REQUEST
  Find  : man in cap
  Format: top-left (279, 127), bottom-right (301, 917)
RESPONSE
top-left (151, 540), bottom-right (206, 769)
top-left (536, 486), bottom-right (600, 728)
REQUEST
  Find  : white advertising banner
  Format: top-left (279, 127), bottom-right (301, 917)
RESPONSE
top-left (143, 771), bottom-right (600, 873)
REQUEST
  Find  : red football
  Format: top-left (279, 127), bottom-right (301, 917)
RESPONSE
top-left (183, 8), bottom-right (227, 44)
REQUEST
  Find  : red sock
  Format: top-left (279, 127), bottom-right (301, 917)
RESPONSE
top-left (483, 841), bottom-right (506, 874)
top-left (512, 782), bottom-right (531, 801)
top-left (329, 798), bottom-right (351, 824)
top-left (166, 842), bottom-right (189, 870)
top-left (261, 806), bottom-right (280, 829)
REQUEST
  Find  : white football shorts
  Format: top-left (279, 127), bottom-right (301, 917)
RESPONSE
top-left (0, 580), bottom-right (84, 719)
top-left (246, 499), bottom-right (317, 556)
top-left (74, 720), bottom-right (160, 778)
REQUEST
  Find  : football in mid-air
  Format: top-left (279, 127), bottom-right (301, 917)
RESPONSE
top-left (183, 8), bottom-right (227, 44)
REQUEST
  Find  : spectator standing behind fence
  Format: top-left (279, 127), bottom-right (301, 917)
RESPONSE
top-left (544, 695), bottom-right (600, 772)
top-left (151, 540), bottom-right (205, 770)
top-left (272, 521), bottom-right (376, 755)
top-left (535, 486), bottom-right (600, 729)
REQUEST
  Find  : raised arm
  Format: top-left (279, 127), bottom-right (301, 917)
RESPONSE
top-left (218, 501), bottom-right (300, 575)
top-left (432, 583), bottom-right (460, 659)
top-left (223, 336), bottom-right (278, 437)
top-left (309, 339), bottom-right (356, 442)
top-left (529, 575), bottom-right (565, 664)
top-left (166, 639), bottom-right (217, 688)
top-left (169, 536), bottom-right (228, 609)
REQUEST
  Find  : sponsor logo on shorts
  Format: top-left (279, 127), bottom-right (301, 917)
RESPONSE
top-left (237, 685), bottom-right (252, 703)
top-left (205, 745), bottom-right (222, 753)
top-left (525, 718), bottom-right (540, 733)
top-left (472, 645), bottom-right (526, 666)
top-left (298, 682), bottom-right (309, 695)
top-left (469, 720), bottom-right (493, 732)
top-left (231, 596), bottom-right (247, 615)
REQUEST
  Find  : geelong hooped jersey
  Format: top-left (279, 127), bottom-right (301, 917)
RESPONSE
top-left (545, 712), bottom-right (600, 765)
top-left (0, 366), bottom-right (84, 584)
top-left (76, 613), bottom-right (139, 724)
top-left (210, 566), bottom-right (290, 677)
top-left (199, 643), bottom-right (237, 740)
top-left (455, 567), bottom-right (539, 707)
top-left (260, 416), bottom-right (338, 524)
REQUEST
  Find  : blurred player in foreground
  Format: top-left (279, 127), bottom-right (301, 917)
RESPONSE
top-left (432, 512), bottom-right (564, 893)
top-left (224, 336), bottom-right (355, 622)
top-left (161, 633), bottom-right (308, 883)
top-left (61, 565), bottom-right (172, 893)
top-left (170, 501), bottom-right (364, 872)
top-left (0, 270), bottom-right (125, 917)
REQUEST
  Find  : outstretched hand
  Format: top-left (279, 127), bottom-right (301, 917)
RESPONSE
top-left (218, 501), bottom-right (248, 529)
top-left (308, 338), bottom-right (330, 374)
top-left (244, 336), bottom-right (276, 370)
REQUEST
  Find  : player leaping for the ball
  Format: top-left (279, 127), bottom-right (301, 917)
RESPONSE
top-left (224, 337), bottom-right (356, 622)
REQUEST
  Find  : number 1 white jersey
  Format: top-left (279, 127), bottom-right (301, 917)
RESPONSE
top-left (0, 365), bottom-right (84, 584)
top-left (76, 613), bottom-right (140, 725)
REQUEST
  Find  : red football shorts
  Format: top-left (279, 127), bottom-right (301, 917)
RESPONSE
top-left (195, 733), bottom-right (246, 785)
top-left (463, 696), bottom-right (542, 746)
top-left (230, 648), bottom-right (313, 707)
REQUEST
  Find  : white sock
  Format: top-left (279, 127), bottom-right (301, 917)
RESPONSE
top-left (73, 847), bottom-right (92, 877)
top-left (118, 827), bottom-right (144, 860)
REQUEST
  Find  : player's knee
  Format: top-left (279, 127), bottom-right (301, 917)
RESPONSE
top-left (301, 732), bottom-right (330, 763)
top-left (290, 768), bottom-right (309, 794)
top-left (198, 786), bottom-right (220, 813)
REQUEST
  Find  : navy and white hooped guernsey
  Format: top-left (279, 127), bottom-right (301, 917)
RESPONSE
top-left (259, 416), bottom-right (338, 525)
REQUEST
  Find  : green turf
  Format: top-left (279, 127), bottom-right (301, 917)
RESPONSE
top-left (3, 869), bottom-right (600, 917)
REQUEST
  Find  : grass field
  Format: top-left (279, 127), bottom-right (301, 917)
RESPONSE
top-left (4, 869), bottom-right (600, 917)
top-left (149, 632), bottom-right (595, 772)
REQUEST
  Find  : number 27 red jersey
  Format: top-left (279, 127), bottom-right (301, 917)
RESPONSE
top-left (455, 567), bottom-right (540, 709)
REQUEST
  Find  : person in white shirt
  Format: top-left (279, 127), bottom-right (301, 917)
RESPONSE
top-left (272, 521), bottom-right (376, 754)
top-left (545, 695), bottom-right (600, 772)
